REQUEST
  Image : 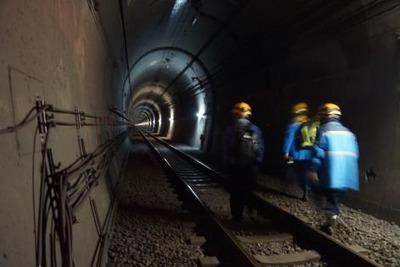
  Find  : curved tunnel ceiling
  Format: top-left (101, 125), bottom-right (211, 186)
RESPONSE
top-left (123, 46), bottom-right (213, 138)
top-left (120, 0), bottom-right (235, 134)
top-left (98, 0), bottom-right (361, 139)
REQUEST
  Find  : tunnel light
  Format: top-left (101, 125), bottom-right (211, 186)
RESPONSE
top-left (196, 105), bottom-right (206, 119)
top-left (196, 112), bottom-right (206, 119)
top-left (172, 0), bottom-right (186, 16)
top-left (191, 15), bottom-right (198, 25)
top-left (148, 60), bottom-right (159, 67)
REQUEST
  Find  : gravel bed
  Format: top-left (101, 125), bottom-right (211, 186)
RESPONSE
top-left (254, 174), bottom-right (400, 267)
top-left (196, 187), bottom-right (327, 267)
top-left (194, 150), bottom-right (400, 267)
top-left (107, 144), bottom-right (400, 266)
top-left (106, 143), bottom-right (203, 267)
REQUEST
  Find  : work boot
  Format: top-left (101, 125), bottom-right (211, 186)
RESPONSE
top-left (326, 214), bottom-right (338, 226)
top-left (245, 206), bottom-right (258, 221)
top-left (320, 214), bottom-right (338, 235)
top-left (320, 224), bottom-right (333, 235)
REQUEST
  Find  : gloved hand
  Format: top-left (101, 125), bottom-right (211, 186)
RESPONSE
top-left (283, 153), bottom-right (294, 165)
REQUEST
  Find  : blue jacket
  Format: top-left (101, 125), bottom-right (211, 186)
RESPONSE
top-left (223, 118), bottom-right (264, 165)
top-left (282, 122), bottom-right (312, 160)
top-left (308, 121), bottom-right (359, 191)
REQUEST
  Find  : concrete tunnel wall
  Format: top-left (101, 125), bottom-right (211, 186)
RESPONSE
top-left (0, 1), bottom-right (126, 266)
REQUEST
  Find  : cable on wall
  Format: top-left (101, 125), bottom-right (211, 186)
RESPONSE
top-left (0, 96), bottom-right (131, 267)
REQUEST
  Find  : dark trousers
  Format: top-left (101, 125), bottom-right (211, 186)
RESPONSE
top-left (293, 160), bottom-right (310, 192)
top-left (228, 165), bottom-right (257, 221)
top-left (314, 187), bottom-right (345, 215)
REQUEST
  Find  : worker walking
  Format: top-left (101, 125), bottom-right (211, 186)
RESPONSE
top-left (223, 102), bottom-right (264, 223)
top-left (306, 103), bottom-right (359, 235)
top-left (282, 102), bottom-right (313, 201)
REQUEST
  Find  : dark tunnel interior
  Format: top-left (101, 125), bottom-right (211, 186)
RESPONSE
top-left (1, 0), bottom-right (400, 266)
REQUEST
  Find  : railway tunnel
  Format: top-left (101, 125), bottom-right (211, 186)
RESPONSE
top-left (1, 0), bottom-right (400, 266)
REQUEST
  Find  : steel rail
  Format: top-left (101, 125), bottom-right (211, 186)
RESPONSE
top-left (148, 132), bottom-right (383, 267)
top-left (140, 131), bottom-right (261, 267)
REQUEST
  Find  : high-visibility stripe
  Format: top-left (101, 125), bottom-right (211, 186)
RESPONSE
top-left (326, 151), bottom-right (358, 157)
top-left (324, 130), bottom-right (352, 135)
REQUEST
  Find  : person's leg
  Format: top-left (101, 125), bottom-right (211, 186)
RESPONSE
top-left (324, 189), bottom-right (344, 215)
top-left (294, 161), bottom-right (310, 201)
top-left (229, 168), bottom-right (245, 222)
top-left (229, 191), bottom-right (243, 222)
top-left (244, 165), bottom-right (258, 207)
top-left (229, 182), bottom-right (241, 221)
top-left (321, 189), bottom-right (345, 235)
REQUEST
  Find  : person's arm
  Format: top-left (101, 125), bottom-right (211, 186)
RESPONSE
top-left (282, 123), bottom-right (297, 160)
top-left (253, 126), bottom-right (264, 164)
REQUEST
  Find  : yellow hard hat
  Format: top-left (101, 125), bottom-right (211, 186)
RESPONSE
top-left (292, 102), bottom-right (308, 115)
top-left (318, 103), bottom-right (342, 117)
top-left (232, 102), bottom-right (252, 117)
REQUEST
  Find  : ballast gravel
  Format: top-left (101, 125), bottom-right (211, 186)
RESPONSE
top-left (107, 144), bottom-right (400, 267)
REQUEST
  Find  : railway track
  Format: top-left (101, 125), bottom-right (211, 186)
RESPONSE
top-left (141, 131), bottom-right (382, 267)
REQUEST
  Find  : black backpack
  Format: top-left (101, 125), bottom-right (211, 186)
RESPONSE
top-left (234, 124), bottom-right (257, 166)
